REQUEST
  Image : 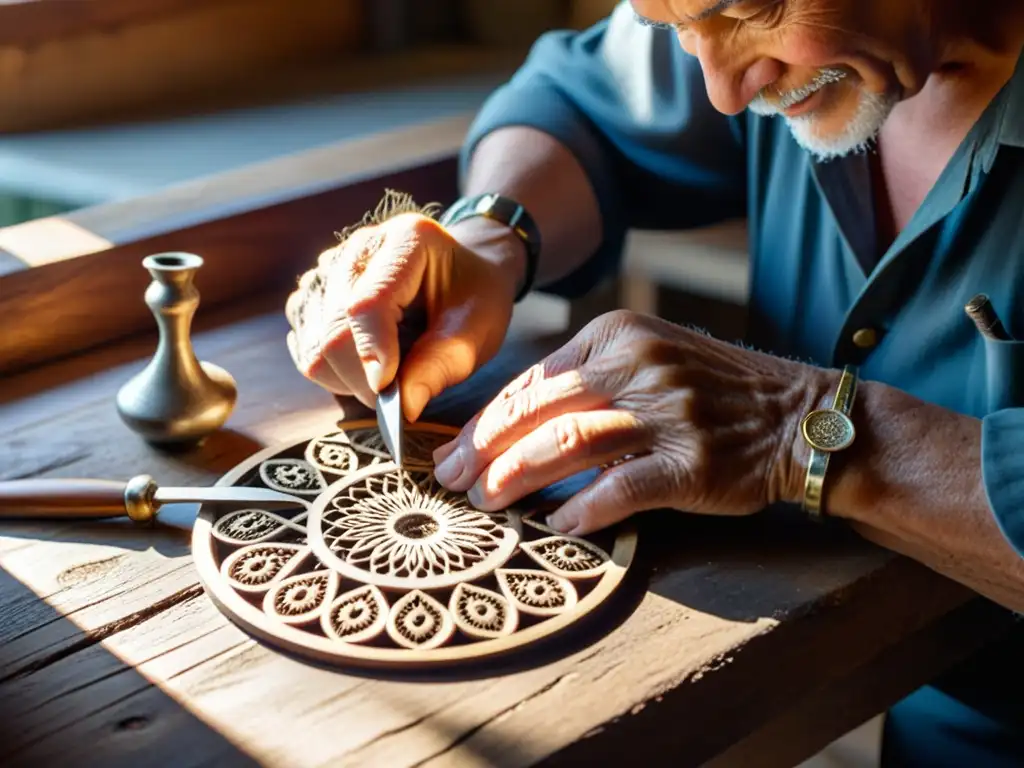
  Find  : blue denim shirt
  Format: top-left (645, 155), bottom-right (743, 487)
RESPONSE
top-left (461, 2), bottom-right (1024, 760)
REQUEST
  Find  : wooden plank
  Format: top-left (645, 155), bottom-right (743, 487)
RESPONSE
top-left (0, 114), bottom-right (470, 375)
top-left (0, 248), bottom-right (26, 278)
top-left (0, 0), bottom-right (365, 132)
top-left (0, 300), bottom-right (1012, 767)
top-left (2, 43), bottom-right (527, 133)
top-left (56, 115), bottom-right (471, 253)
top-left (706, 596), bottom-right (1015, 768)
top-left (0, 568), bottom-right (258, 767)
top-left (0, 0), bottom-right (210, 47)
top-left (0, 510), bottom-right (1000, 767)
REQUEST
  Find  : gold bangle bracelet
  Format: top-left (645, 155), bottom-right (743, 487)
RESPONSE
top-left (800, 365), bottom-right (859, 517)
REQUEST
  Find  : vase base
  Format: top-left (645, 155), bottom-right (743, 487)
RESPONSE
top-left (116, 360), bottom-right (237, 447)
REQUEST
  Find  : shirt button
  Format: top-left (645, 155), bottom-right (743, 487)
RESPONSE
top-left (852, 327), bottom-right (879, 349)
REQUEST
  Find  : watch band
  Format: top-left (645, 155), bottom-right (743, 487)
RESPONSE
top-left (438, 193), bottom-right (541, 302)
top-left (800, 364), bottom-right (859, 517)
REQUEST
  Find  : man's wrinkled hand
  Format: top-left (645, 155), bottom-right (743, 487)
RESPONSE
top-left (285, 208), bottom-right (518, 422)
top-left (431, 310), bottom-right (829, 536)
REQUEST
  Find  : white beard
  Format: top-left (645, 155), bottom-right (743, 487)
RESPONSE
top-left (749, 69), bottom-right (898, 162)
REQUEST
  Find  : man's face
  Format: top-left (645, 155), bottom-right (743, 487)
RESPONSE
top-left (630, 0), bottom-right (922, 160)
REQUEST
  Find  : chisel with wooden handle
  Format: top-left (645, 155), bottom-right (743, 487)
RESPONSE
top-left (0, 475), bottom-right (306, 523)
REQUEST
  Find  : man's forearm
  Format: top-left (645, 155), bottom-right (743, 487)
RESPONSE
top-left (806, 378), bottom-right (1024, 612)
top-left (453, 126), bottom-right (605, 292)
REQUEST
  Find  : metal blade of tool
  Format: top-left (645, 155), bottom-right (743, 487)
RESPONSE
top-left (154, 486), bottom-right (308, 510)
top-left (376, 304), bottom-right (429, 467)
top-left (376, 380), bottom-right (404, 467)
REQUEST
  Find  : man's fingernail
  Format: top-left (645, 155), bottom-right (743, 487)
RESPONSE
top-left (404, 383), bottom-right (432, 422)
top-left (434, 446), bottom-right (465, 487)
top-left (433, 439), bottom-right (458, 465)
top-left (546, 512), bottom-right (572, 533)
top-left (364, 360), bottom-right (384, 392)
top-left (467, 483), bottom-right (485, 509)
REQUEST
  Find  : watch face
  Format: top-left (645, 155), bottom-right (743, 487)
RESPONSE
top-left (801, 409), bottom-right (855, 452)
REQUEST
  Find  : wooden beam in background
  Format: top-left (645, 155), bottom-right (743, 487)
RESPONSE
top-left (0, 0), bottom-right (366, 132)
top-left (0, 114), bottom-right (472, 376)
top-left (0, 0), bottom-right (209, 47)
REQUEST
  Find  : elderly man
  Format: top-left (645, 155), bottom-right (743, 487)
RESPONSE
top-left (287, 1), bottom-right (1024, 763)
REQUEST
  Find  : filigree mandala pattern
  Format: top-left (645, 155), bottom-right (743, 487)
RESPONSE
top-left (259, 459), bottom-right (326, 496)
top-left (496, 569), bottom-right (578, 617)
top-left (213, 509), bottom-right (307, 545)
top-left (311, 467), bottom-right (518, 590)
top-left (193, 419), bottom-right (636, 668)
top-left (222, 543), bottom-right (307, 593)
top-left (305, 426), bottom-right (448, 472)
top-left (450, 583), bottom-right (517, 639)
top-left (521, 536), bottom-right (611, 579)
top-left (322, 584), bottom-right (389, 643)
top-left (263, 571), bottom-right (339, 625)
top-left (305, 436), bottom-right (360, 475)
top-left (387, 590), bottom-right (455, 649)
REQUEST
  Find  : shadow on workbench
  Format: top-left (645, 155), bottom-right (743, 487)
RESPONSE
top-left (0, 555), bottom-right (553, 767)
top-left (0, 566), bottom-right (263, 767)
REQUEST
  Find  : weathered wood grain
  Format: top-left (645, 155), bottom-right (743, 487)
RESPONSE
top-left (0, 298), bottom-right (1015, 766)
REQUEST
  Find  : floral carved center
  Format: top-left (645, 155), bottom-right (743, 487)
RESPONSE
top-left (309, 468), bottom-right (519, 590)
top-left (393, 512), bottom-right (440, 540)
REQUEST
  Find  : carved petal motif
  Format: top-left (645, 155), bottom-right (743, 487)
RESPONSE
top-left (212, 508), bottom-right (306, 546)
top-left (304, 436), bottom-right (360, 476)
top-left (262, 570), bottom-right (339, 625)
top-left (259, 459), bottom-right (326, 496)
top-left (386, 590), bottom-right (455, 650)
top-left (221, 543), bottom-right (308, 594)
top-left (340, 426), bottom-right (451, 469)
top-left (343, 428), bottom-right (392, 462)
top-left (495, 568), bottom-right (578, 617)
top-left (520, 536), bottom-right (610, 580)
top-left (321, 584), bottom-right (389, 644)
top-left (449, 583), bottom-right (517, 639)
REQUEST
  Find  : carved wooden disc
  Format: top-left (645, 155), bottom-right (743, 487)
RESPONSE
top-left (192, 419), bottom-right (637, 668)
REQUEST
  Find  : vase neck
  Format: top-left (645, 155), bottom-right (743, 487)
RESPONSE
top-left (142, 252), bottom-right (204, 300)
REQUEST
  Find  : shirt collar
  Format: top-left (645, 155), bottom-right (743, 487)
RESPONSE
top-left (996, 42), bottom-right (1024, 148)
top-left (975, 41), bottom-right (1024, 174)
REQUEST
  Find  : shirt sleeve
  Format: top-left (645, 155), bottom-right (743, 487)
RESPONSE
top-left (982, 408), bottom-right (1024, 557)
top-left (458, 1), bottom-right (748, 298)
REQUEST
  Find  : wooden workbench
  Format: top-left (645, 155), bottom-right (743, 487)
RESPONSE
top-left (0, 118), bottom-right (1016, 768)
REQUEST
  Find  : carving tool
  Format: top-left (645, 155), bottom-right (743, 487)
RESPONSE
top-left (376, 304), bottom-right (429, 468)
top-left (0, 475), bottom-right (306, 523)
top-left (376, 379), bottom-right (405, 468)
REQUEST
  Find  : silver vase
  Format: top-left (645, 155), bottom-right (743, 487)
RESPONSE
top-left (116, 252), bottom-right (237, 447)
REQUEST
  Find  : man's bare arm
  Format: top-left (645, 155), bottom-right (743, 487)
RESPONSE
top-left (445, 126), bottom-right (605, 294)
